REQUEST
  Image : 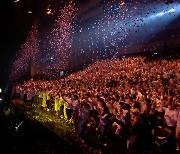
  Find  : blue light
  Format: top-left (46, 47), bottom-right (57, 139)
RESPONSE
top-left (168, 8), bottom-right (175, 13)
top-left (156, 8), bottom-right (176, 17)
top-left (156, 12), bottom-right (165, 17)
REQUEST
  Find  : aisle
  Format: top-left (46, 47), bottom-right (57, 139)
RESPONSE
top-left (11, 98), bottom-right (101, 153)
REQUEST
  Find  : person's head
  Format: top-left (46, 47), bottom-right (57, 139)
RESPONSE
top-left (82, 103), bottom-right (90, 111)
top-left (123, 103), bottom-right (131, 110)
top-left (74, 95), bottom-right (78, 100)
top-left (134, 102), bottom-right (141, 109)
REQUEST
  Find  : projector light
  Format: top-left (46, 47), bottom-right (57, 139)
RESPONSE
top-left (168, 8), bottom-right (175, 13)
top-left (156, 12), bottom-right (165, 16)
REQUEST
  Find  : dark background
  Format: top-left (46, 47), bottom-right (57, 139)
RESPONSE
top-left (0, 0), bottom-right (95, 88)
top-left (0, 0), bottom-right (179, 89)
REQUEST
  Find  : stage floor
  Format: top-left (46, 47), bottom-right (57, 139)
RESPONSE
top-left (10, 98), bottom-right (102, 153)
top-left (0, 99), bottom-right (80, 154)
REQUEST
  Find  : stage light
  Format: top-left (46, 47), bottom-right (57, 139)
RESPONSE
top-left (79, 28), bottom-right (82, 32)
top-left (46, 6), bottom-right (53, 15)
top-left (156, 12), bottom-right (165, 16)
top-left (27, 11), bottom-right (32, 14)
top-left (14, 0), bottom-right (20, 3)
top-left (168, 8), bottom-right (175, 12)
top-left (120, 2), bottom-right (125, 6)
top-left (155, 8), bottom-right (176, 17)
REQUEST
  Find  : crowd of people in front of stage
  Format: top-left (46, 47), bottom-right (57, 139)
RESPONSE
top-left (12, 55), bottom-right (180, 152)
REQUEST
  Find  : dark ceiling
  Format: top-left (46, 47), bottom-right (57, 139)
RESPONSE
top-left (0, 0), bottom-right (179, 87)
top-left (0, 0), bottom-right (99, 87)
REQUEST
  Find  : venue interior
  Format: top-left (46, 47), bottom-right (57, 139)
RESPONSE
top-left (0, 0), bottom-right (180, 153)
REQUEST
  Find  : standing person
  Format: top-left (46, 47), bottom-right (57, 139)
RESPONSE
top-left (23, 87), bottom-right (27, 101)
top-left (46, 91), bottom-right (51, 111)
top-left (42, 91), bottom-right (47, 110)
top-left (26, 89), bottom-right (33, 105)
top-left (140, 95), bottom-right (150, 115)
top-left (59, 94), bottom-right (65, 117)
top-left (161, 102), bottom-right (178, 130)
top-left (122, 104), bottom-right (131, 127)
top-left (71, 95), bottom-right (79, 130)
top-left (20, 87), bottom-right (24, 100)
top-left (77, 103), bottom-right (91, 136)
top-left (175, 96), bottom-right (180, 152)
top-left (63, 94), bottom-right (73, 120)
top-left (38, 91), bottom-right (43, 109)
top-left (32, 87), bottom-right (39, 107)
top-left (98, 99), bottom-right (110, 136)
top-left (176, 110), bottom-right (180, 151)
top-left (54, 94), bottom-right (60, 115)
top-left (15, 85), bottom-right (20, 98)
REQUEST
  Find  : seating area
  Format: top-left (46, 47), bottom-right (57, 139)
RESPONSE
top-left (13, 55), bottom-right (180, 153)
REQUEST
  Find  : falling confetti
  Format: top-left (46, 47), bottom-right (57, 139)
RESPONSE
top-left (49, 0), bottom-right (78, 70)
top-left (9, 20), bottom-right (41, 82)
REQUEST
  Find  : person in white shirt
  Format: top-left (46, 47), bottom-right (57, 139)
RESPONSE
top-left (136, 90), bottom-right (143, 102)
top-left (164, 106), bottom-right (178, 128)
top-left (63, 95), bottom-right (73, 120)
top-left (161, 101), bottom-right (179, 129)
top-left (130, 87), bottom-right (136, 95)
top-left (122, 104), bottom-right (131, 126)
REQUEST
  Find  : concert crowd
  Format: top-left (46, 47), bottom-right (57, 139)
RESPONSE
top-left (13, 55), bottom-right (180, 153)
